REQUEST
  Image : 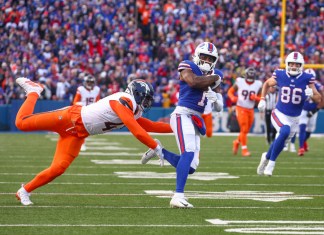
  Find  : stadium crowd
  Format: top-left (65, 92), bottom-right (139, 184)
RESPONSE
top-left (0, 0), bottom-right (323, 107)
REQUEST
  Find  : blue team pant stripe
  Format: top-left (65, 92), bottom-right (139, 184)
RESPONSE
top-left (176, 115), bottom-right (185, 153)
top-left (272, 110), bottom-right (283, 127)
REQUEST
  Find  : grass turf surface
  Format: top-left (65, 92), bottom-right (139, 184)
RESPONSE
top-left (0, 133), bottom-right (323, 235)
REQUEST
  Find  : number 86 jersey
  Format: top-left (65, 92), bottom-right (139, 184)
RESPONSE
top-left (274, 69), bottom-right (315, 117)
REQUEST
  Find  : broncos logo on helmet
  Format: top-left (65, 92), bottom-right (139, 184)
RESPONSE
top-left (125, 79), bottom-right (154, 113)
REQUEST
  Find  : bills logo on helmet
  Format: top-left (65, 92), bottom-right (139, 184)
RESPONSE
top-left (207, 43), bottom-right (214, 53)
top-left (293, 52), bottom-right (298, 60)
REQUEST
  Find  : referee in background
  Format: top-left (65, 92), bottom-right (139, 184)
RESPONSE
top-left (265, 86), bottom-right (278, 145)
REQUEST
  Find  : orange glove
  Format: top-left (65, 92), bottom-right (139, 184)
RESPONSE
top-left (250, 94), bottom-right (261, 102)
top-left (230, 96), bottom-right (238, 103)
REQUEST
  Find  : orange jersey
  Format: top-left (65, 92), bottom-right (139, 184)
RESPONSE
top-left (73, 86), bottom-right (100, 106)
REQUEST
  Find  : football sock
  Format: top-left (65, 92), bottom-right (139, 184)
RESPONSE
top-left (162, 149), bottom-right (196, 174)
top-left (175, 151), bottom-right (194, 193)
top-left (269, 125), bottom-right (290, 161)
top-left (162, 149), bottom-right (180, 168)
top-left (299, 124), bottom-right (306, 148)
top-left (266, 142), bottom-right (274, 159)
top-left (305, 131), bottom-right (311, 141)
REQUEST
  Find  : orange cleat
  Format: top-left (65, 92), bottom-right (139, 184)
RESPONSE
top-left (303, 142), bottom-right (309, 152)
top-left (298, 147), bottom-right (305, 156)
top-left (242, 149), bottom-right (251, 157)
top-left (232, 140), bottom-right (240, 155)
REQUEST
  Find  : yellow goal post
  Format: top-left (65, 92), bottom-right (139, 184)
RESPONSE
top-left (280, 0), bottom-right (324, 69)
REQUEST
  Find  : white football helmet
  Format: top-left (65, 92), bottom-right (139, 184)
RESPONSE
top-left (285, 52), bottom-right (304, 76)
top-left (193, 42), bottom-right (218, 74)
top-left (84, 74), bottom-right (96, 90)
top-left (304, 68), bottom-right (316, 78)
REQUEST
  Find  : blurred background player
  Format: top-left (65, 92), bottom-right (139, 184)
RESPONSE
top-left (257, 52), bottom-right (322, 176)
top-left (72, 74), bottom-right (100, 151)
top-left (202, 96), bottom-right (223, 138)
top-left (297, 69), bottom-right (324, 156)
top-left (15, 78), bottom-right (172, 205)
top-left (142, 42), bottom-right (223, 208)
top-left (264, 86), bottom-right (278, 145)
top-left (227, 67), bottom-right (262, 156)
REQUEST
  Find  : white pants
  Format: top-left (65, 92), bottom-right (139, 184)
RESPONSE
top-left (271, 109), bottom-right (299, 144)
top-left (170, 111), bottom-right (200, 170)
top-left (299, 110), bottom-right (318, 132)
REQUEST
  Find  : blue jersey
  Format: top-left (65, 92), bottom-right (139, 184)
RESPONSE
top-left (303, 82), bottom-right (323, 111)
top-left (275, 69), bottom-right (315, 117)
top-left (177, 60), bottom-right (223, 113)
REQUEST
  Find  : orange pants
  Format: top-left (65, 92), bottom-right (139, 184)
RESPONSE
top-left (235, 105), bottom-right (254, 147)
top-left (15, 94), bottom-right (88, 193)
top-left (202, 113), bottom-right (213, 138)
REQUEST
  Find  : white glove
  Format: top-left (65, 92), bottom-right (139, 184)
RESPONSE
top-left (153, 144), bottom-right (164, 166)
top-left (214, 93), bottom-right (223, 112)
top-left (305, 86), bottom-right (313, 98)
top-left (206, 87), bottom-right (217, 102)
top-left (258, 99), bottom-right (266, 112)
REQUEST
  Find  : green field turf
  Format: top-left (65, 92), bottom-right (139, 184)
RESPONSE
top-left (0, 133), bottom-right (323, 235)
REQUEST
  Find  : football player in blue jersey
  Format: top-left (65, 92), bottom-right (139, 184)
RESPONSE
top-left (257, 52), bottom-right (322, 176)
top-left (297, 69), bottom-right (324, 156)
top-left (141, 42), bottom-right (223, 208)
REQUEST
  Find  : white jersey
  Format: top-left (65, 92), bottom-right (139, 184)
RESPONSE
top-left (80, 92), bottom-right (142, 135)
top-left (236, 77), bottom-right (262, 109)
top-left (76, 86), bottom-right (100, 106)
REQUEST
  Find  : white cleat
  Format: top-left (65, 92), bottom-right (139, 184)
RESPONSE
top-left (16, 185), bottom-right (33, 206)
top-left (141, 139), bottom-right (162, 164)
top-left (289, 144), bottom-right (296, 153)
top-left (170, 196), bottom-right (194, 208)
top-left (264, 161), bottom-right (276, 176)
top-left (16, 77), bottom-right (44, 97)
top-left (283, 145), bottom-right (288, 151)
top-left (80, 144), bottom-right (87, 151)
top-left (257, 152), bottom-right (269, 175)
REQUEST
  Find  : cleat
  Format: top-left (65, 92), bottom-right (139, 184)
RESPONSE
top-left (16, 77), bottom-right (44, 97)
top-left (170, 196), bottom-right (193, 208)
top-left (298, 147), bottom-right (305, 156)
top-left (80, 144), bottom-right (87, 151)
top-left (257, 152), bottom-right (269, 175)
top-left (16, 185), bottom-right (33, 206)
top-left (141, 139), bottom-right (162, 164)
top-left (289, 144), bottom-right (296, 153)
top-left (304, 142), bottom-right (309, 152)
top-left (264, 161), bottom-right (275, 176)
top-left (241, 149), bottom-right (251, 157)
top-left (283, 145), bottom-right (288, 151)
top-left (232, 140), bottom-right (239, 155)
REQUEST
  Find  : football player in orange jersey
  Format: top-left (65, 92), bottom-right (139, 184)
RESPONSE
top-left (227, 67), bottom-right (262, 156)
top-left (72, 74), bottom-right (100, 151)
top-left (15, 77), bottom-right (172, 205)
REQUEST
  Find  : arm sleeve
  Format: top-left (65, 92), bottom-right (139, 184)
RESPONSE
top-left (73, 92), bottom-right (81, 105)
top-left (227, 86), bottom-right (237, 101)
top-left (109, 100), bottom-right (158, 149)
top-left (136, 117), bottom-right (173, 133)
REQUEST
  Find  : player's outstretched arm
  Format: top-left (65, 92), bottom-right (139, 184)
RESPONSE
top-left (180, 69), bottom-right (220, 90)
top-left (109, 100), bottom-right (158, 149)
top-left (137, 117), bottom-right (173, 133)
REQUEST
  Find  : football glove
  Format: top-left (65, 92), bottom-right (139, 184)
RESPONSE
top-left (258, 98), bottom-right (266, 112)
top-left (153, 144), bottom-right (164, 166)
top-left (205, 87), bottom-right (217, 102)
top-left (305, 86), bottom-right (313, 98)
